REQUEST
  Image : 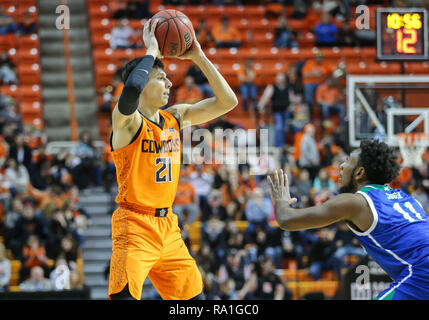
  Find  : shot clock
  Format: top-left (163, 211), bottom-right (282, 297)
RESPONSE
top-left (377, 8), bottom-right (428, 60)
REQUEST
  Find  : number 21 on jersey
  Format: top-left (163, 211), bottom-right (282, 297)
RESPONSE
top-left (155, 157), bottom-right (172, 183)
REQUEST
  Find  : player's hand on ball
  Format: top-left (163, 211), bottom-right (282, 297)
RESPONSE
top-left (176, 35), bottom-right (202, 61)
top-left (143, 19), bottom-right (163, 59)
top-left (268, 169), bottom-right (298, 206)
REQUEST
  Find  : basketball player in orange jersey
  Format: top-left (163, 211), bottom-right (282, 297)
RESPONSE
top-left (108, 19), bottom-right (238, 300)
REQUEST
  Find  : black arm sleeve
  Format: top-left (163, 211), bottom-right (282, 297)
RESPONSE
top-left (117, 55), bottom-right (155, 115)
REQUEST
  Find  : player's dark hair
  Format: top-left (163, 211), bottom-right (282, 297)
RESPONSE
top-left (358, 139), bottom-right (400, 185)
top-left (121, 57), bottom-right (164, 83)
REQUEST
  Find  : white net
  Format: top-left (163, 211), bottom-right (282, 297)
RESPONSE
top-left (396, 133), bottom-right (429, 168)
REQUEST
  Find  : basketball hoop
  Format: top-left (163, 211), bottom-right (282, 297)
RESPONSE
top-left (396, 132), bottom-right (429, 168)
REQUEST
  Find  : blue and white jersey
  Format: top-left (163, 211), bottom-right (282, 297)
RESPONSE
top-left (349, 184), bottom-right (429, 299)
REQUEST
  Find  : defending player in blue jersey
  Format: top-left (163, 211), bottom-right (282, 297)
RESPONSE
top-left (268, 139), bottom-right (429, 300)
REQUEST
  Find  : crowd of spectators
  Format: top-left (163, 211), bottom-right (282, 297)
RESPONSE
top-left (0, 98), bottom-right (93, 291)
top-left (0, 7), bottom-right (93, 292)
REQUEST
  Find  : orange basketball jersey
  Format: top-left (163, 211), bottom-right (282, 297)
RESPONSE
top-left (111, 109), bottom-right (181, 214)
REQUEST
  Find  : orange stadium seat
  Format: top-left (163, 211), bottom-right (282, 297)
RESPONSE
top-left (0, 34), bottom-right (17, 51)
top-left (19, 101), bottom-right (42, 116)
top-left (17, 34), bottom-right (39, 50)
top-left (406, 62), bottom-right (429, 74)
top-left (91, 33), bottom-right (110, 50)
top-left (346, 61), bottom-right (371, 74)
top-left (0, 85), bottom-right (19, 99)
top-left (369, 62), bottom-right (402, 74)
top-left (17, 63), bottom-right (41, 85)
top-left (93, 48), bottom-right (115, 64)
top-left (88, 4), bottom-right (111, 19)
top-left (94, 63), bottom-right (117, 86)
top-left (19, 84), bottom-right (41, 102)
top-left (15, 48), bottom-right (40, 64)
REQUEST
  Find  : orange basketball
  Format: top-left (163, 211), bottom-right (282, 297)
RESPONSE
top-left (150, 9), bottom-right (195, 57)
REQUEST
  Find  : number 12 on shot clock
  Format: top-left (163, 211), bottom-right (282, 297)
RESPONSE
top-left (377, 8), bottom-right (428, 60)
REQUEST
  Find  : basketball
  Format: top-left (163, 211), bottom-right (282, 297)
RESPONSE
top-left (150, 9), bottom-right (195, 57)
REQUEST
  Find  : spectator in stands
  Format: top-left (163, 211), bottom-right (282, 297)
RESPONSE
top-left (258, 73), bottom-right (292, 148)
top-left (244, 188), bottom-right (272, 243)
top-left (9, 133), bottom-right (33, 175)
top-left (17, 11), bottom-right (37, 35)
top-left (175, 75), bottom-right (203, 104)
top-left (109, 19), bottom-right (135, 49)
top-left (69, 130), bottom-right (102, 190)
top-left (49, 257), bottom-right (70, 291)
top-left (313, 167), bottom-right (337, 194)
top-left (290, 0), bottom-right (308, 19)
top-left (195, 19), bottom-right (215, 49)
top-left (291, 168), bottom-right (312, 199)
top-left (3, 198), bottom-right (23, 248)
top-left (0, 51), bottom-right (18, 85)
top-left (212, 16), bottom-right (241, 48)
top-left (216, 278), bottom-right (238, 300)
top-left (19, 234), bottom-right (51, 282)
top-left (412, 183), bottom-right (429, 213)
top-left (286, 64), bottom-right (304, 103)
top-left (317, 77), bottom-right (345, 125)
top-left (19, 265), bottom-right (52, 292)
top-left (331, 221), bottom-right (366, 280)
top-left (201, 215), bottom-right (227, 260)
top-left (298, 123), bottom-right (320, 181)
top-left (69, 269), bottom-right (85, 290)
top-left (274, 16), bottom-right (298, 49)
top-left (301, 52), bottom-right (331, 108)
top-left (201, 189), bottom-right (228, 222)
top-left (238, 58), bottom-right (258, 113)
top-left (314, 13), bottom-right (338, 47)
top-left (0, 242), bottom-right (11, 292)
top-left (323, 0), bottom-right (350, 21)
top-left (195, 244), bottom-right (218, 275)
top-left (56, 234), bottom-right (78, 265)
top-left (4, 158), bottom-right (30, 194)
top-left (186, 64), bottom-right (214, 98)
top-left (337, 20), bottom-right (357, 46)
top-left (173, 174), bottom-right (199, 224)
top-left (0, 6), bottom-right (17, 35)
top-left (218, 248), bottom-right (251, 296)
top-left (189, 165), bottom-right (213, 213)
top-left (242, 256), bottom-right (291, 300)
top-left (9, 198), bottom-right (48, 258)
top-left (308, 228), bottom-right (336, 280)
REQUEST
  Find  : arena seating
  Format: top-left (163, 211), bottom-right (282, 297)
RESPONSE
top-left (86, 0), bottom-right (386, 144)
top-left (0, 0), bottom-right (43, 131)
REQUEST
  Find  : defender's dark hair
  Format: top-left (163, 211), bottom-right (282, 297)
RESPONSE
top-left (358, 139), bottom-right (400, 185)
top-left (121, 57), bottom-right (164, 83)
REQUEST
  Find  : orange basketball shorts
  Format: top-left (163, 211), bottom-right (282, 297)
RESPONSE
top-left (108, 205), bottom-right (203, 300)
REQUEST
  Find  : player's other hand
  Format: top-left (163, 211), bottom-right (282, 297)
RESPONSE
top-left (176, 33), bottom-right (202, 61)
top-left (143, 19), bottom-right (163, 59)
top-left (268, 169), bottom-right (298, 206)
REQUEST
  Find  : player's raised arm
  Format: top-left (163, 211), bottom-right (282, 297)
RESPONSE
top-left (112, 19), bottom-right (161, 130)
top-left (166, 38), bottom-right (238, 128)
top-left (268, 169), bottom-right (366, 231)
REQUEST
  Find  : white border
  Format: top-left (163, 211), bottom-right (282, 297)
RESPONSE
top-left (346, 190), bottom-right (379, 236)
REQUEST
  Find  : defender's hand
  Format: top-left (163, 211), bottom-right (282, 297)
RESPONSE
top-left (268, 169), bottom-right (298, 205)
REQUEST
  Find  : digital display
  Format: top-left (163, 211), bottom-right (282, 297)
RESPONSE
top-left (377, 8), bottom-right (428, 60)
